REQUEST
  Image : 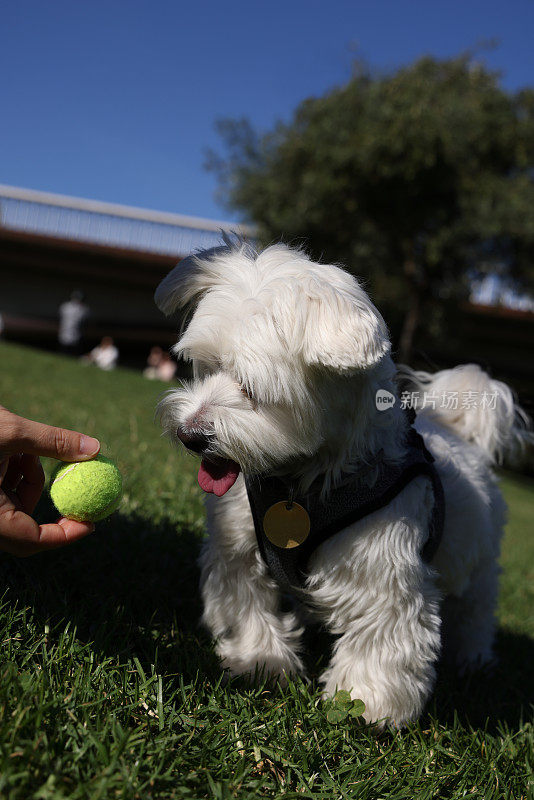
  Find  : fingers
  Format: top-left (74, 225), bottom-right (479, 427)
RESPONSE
top-left (2, 453), bottom-right (23, 491)
top-left (0, 408), bottom-right (100, 557)
top-left (0, 499), bottom-right (95, 556)
top-left (1, 454), bottom-right (45, 515)
top-left (0, 407), bottom-right (100, 461)
top-left (16, 455), bottom-right (45, 514)
top-left (37, 518), bottom-right (95, 549)
top-left (0, 492), bottom-right (42, 555)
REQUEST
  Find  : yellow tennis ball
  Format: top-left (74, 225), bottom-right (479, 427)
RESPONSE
top-left (49, 455), bottom-right (123, 522)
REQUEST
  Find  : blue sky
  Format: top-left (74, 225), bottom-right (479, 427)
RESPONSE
top-left (2, 0), bottom-right (533, 222)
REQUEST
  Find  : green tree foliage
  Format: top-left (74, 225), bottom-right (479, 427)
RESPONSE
top-left (208, 55), bottom-right (534, 359)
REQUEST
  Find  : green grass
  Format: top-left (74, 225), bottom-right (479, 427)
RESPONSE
top-left (0, 340), bottom-right (532, 799)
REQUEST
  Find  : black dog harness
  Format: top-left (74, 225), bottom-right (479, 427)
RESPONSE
top-left (245, 411), bottom-right (445, 591)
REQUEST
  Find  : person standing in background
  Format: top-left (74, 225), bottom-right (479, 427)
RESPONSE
top-left (58, 291), bottom-right (89, 355)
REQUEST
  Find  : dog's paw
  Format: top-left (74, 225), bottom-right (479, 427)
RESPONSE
top-left (321, 672), bottom-right (420, 729)
top-left (219, 650), bottom-right (302, 685)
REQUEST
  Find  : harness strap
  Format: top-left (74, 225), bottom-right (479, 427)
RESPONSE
top-left (245, 422), bottom-right (445, 592)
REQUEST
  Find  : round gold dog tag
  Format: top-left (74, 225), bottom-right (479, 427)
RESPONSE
top-left (263, 501), bottom-right (311, 549)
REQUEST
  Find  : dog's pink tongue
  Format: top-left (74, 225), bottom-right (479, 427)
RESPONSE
top-left (198, 459), bottom-right (240, 497)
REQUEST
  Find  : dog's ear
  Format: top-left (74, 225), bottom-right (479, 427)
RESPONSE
top-left (301, 277), bottom-right (391, 371)
top-left (154, 246), bottom-right (226, 316)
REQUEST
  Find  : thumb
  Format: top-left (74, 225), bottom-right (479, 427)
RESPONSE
top-left (1, 410), bottom-right (100, 462)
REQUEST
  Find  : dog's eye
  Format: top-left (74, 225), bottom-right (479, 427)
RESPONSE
top-left (194, 362), bottom-right (209, 379)
top-left (195, 359), bottom-right (221, 377)
top-left (240, 384), bottom-right (257, 406)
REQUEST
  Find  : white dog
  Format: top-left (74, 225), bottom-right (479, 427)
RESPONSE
top-left (155, 240), bottom-right (531, 727)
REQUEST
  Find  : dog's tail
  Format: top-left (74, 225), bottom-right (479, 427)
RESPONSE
top-left (398, 363), bottom-right (533, 466)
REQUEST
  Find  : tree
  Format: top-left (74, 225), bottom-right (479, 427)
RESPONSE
top-left (207, 54), bottom-right (534, 360)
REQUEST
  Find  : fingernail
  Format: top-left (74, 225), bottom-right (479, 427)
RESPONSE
top-left (79, 436), bottom-right (100, 456)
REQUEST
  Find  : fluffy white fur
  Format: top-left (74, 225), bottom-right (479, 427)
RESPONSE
top-left (155, 240), bottom-right (532, 728)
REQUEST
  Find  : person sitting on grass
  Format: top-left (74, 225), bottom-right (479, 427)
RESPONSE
top-left (143, 346), bottom-right (164, 379)
top-left (0, 405), bottom-right (100, 556)
top-left (143, 347), bottom-right (177, 382)
top-left (82, 336), bottom-right (119, 371)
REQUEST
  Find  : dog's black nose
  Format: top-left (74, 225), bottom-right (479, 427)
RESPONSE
top-left (176, 428), bottom-right (210, 454)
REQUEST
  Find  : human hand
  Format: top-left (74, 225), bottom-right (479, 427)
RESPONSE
top-left (0, 406), bottom-right (100, 556)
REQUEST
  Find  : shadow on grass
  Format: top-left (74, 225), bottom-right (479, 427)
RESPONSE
top-left (428, 630), bottom-right (534, 733)
top-left (1, 496), bottom-right (532, 733)
top-left (0, 496), bottom-right (221, 681)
